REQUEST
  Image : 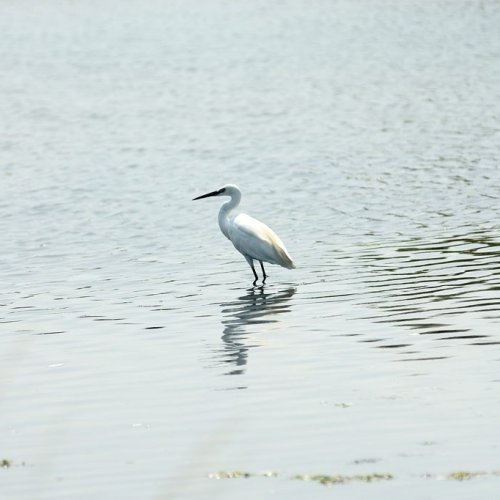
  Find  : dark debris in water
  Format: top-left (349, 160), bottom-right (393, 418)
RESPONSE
top-left (293, 473), bottom-right (394, 485)
top-left (446, 470), bottom-right (500, 481)
top-left (447, 471), bottom-right (484, 481)
top-left (208, 470), bottom-right (392, 485)
top-left (1, 459), bottom-right (30, 469)
top-left (207, 469), bottom-right (500, 485)
top-left (208, 470), bottom-right (276, 479)
top-left (351, 457), bottom-right (381, 465)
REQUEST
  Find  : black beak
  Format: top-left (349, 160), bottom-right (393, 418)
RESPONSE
top-left (192, 188), bottom-right (223, 201)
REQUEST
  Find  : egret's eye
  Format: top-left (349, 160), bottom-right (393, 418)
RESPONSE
top-left (218, 188), bottom-right (226, 194)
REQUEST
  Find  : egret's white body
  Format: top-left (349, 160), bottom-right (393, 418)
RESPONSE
top-left (193, 184), bottom-right (295, 283)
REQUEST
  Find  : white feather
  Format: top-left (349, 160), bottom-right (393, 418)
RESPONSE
top-left (194, 184), bottom-right (295, 282)
top-left (228, 214), bottom-right (295, 268)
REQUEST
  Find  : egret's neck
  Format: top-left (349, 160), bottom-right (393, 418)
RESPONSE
top-left (218, 191), bottom-right (241, 238)
top-left (221, 190), bottom-right (241, 213)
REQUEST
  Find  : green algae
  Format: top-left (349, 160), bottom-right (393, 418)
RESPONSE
top-left (208, 470), bottom-right (277, 479)
top-left (293, 472), bottom-right (394, 485)
top-left (208, 471), bottom-right (252, 479)
top-left (208, 468), bottom-right (500, 485)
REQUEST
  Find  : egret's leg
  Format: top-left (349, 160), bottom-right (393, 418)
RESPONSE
top-left (245, 256), bottom-right (259, 284)
top-left (259, 261), bottom-right (267, 281)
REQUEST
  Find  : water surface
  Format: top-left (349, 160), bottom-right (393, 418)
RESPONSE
top-left (1, 0), bottom-right (500, 498)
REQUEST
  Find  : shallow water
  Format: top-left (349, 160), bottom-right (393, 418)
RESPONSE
top-left (1, 0), bottom-right (500, 498)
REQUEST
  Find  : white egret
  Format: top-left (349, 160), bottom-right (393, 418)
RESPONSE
top-left (193, 184), bottom-right (295, 284)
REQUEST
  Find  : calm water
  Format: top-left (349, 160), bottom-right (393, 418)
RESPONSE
top-left (1, 0), bottom-right (500, 498)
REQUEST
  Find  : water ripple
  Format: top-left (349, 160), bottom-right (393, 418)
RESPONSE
top-left (308, 229), bottom-right (500, 361)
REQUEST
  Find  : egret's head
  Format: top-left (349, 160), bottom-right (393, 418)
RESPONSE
top-left (193, 184), bottom-right (240, 200)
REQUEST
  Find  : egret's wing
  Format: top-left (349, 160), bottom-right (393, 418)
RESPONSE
top-left (229, 213), bottom-right (295, 268)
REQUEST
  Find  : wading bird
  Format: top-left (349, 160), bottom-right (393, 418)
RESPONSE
top-left (193, 184), bottom-right (295, 285)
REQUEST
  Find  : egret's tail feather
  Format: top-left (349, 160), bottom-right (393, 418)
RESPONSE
top-left (278, 249), bottom-right (295, 269)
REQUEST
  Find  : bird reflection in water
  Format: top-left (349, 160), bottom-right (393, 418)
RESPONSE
top-left (219, 286), bottom-right (296, 376)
